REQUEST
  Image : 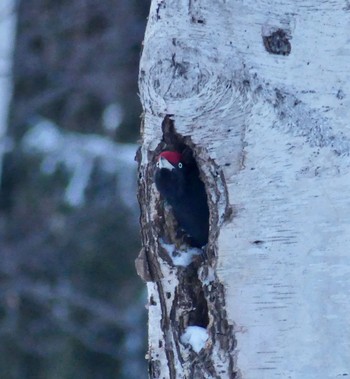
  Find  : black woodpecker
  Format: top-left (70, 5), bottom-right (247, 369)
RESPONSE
top-left (154, 150), bottom-right (209, 248)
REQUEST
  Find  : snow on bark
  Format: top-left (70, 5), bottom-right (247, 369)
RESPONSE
top-left (138, 0), bottom-right (350, 378)
top-left (181, 326), bottom-right (209, 354)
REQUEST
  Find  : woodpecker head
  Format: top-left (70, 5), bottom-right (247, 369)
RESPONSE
top-left (156, 151), bottom-right (183, 171)
top-left (155, 150), bottom-right (185, 199)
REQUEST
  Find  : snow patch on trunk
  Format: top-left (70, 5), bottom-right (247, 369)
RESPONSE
top-left (160, 240), bottom-right (202, 267)
top-left (181, 326), bottom-right (208, 353)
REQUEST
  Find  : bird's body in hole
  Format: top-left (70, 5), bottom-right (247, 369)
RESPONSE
top-left (154, 150), bottom-right (209, 248)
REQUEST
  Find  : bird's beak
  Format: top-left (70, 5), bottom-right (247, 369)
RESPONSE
top-left (158, 156), bottom-right (175, 170)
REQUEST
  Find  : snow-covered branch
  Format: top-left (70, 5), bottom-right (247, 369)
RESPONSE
top-left (22, 118), bottom-right (137, 209)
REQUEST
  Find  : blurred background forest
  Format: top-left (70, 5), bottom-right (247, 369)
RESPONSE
top-left (0, 0), bottom-right (150, 378)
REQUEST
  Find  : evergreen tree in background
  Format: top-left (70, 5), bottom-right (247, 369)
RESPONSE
top-left (0, 1), bottom-right (150, 378)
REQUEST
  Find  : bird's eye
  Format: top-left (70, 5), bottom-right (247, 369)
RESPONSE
top-left (156, 161), bottom-right (160, 168)
top-left (178, 162), bottom-right (183, 168)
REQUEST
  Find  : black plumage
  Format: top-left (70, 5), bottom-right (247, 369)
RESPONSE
top-left (154, 150), bottom-right (209, 248)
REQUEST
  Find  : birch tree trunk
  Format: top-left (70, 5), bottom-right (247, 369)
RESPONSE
top-left (137, 1), bottom-right (350, 378)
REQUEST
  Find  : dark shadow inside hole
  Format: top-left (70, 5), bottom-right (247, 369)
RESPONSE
top-left (188, 289), bottom-right (209, 328)
top-left (172, 267), bottom-right (210, 330)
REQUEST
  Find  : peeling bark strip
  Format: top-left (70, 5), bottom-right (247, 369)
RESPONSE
top-left (136, 116), bottom-right (237, 378)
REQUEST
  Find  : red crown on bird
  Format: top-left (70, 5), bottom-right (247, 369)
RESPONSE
top-left (158, 151), bottom-right (182, 165)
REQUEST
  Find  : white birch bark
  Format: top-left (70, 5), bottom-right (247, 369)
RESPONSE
top-left (138, 0), bottom-right (350, 378)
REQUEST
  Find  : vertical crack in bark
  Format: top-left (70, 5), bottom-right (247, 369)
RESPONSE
top-left (157, 279), bottom-right (177, 379)
top-left (137, 116), bottom-right (237, 378)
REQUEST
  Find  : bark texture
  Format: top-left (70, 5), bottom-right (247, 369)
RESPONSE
top-left (136, 116), bottom-right (237, 378)
top-left (138, 0), bottom-right (350, 378)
